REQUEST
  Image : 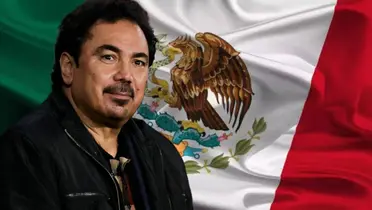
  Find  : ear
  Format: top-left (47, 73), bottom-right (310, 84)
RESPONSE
top-left (60, 52), bottom-right (77, 86)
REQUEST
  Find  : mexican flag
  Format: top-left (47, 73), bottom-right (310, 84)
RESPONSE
top-left (0, 0), bottom-right (371, 209)
top-left (136, 0), bottom-right (372, 209)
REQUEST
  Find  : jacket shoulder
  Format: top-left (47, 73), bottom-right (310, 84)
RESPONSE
top-left (132, 118), bottom-right (178, 151)
top-left (131, 118), bottom-right (194, 209)
top-left (132, 118), bottom-right (188, 168)
top-left (0, 102), bottom-right (63, 152)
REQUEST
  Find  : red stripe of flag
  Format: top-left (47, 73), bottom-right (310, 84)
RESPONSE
top-left (271, 0), bottom-right (372, 209)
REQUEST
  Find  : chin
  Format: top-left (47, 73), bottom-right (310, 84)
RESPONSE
top-left (108, 107), bottom-right (130, 118)
top-left (105, 98), bottom-right (140, 117)
top-left (102, 111), bottom-right (131, 128)
top-left (111, 98), bottom-right (131, 106)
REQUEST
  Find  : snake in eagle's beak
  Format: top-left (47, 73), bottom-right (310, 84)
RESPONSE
top-left (162, 45), bottom-right (182, 57)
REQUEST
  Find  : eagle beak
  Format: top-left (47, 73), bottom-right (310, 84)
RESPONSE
top-left (162, 45), bottom-right (182, 57)
top-left (195, 32), bottom-right (203, 39)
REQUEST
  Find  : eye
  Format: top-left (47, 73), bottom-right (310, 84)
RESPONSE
top-left (134, 59), bottom-right (146, 67)
top-left (101, 54), bottom-right (116, 62)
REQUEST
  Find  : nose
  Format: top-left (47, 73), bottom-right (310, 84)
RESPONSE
top-left (113, 60), bottom-right (133, 83)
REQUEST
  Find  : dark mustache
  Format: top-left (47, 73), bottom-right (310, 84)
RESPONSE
top-left (103, 83), bottom-right (134, 98)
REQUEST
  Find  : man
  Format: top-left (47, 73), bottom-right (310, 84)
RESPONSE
top-left (0, 0), bottom-right (193, 210)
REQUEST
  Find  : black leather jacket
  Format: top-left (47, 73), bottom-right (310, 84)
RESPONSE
top-left (0, 90), bottom-right (193, 210)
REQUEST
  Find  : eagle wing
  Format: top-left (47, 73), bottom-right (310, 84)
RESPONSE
top-left (196, 32), bottom-right (254, 132)
top-left (170, 38), bottom-right (204, 117)
top-left (170, 37), bottom-right (229, 131)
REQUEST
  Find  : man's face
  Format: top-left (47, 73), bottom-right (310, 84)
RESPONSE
top-left (62, 20), bottom-right (149, 125)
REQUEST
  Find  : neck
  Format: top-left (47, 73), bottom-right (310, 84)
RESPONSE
top-left (63, 89), bottom-right (120, 148)
top-left (80, 115), bottom-right (120, 144)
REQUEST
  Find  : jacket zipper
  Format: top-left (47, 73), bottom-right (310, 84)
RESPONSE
top-left (66, 192), bottom-right (103, 197)
top-left (64, 129), bottom-right (122, 210)
top-left (158, 147), bottom-right (173, 210)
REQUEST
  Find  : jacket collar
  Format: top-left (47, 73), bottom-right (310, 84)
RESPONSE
top-left (48, 89), bottom-right (109, 166)
top-left (47, 90), bottom-right (156, 172)
top-left (47, 90), bottom-right (161, 208)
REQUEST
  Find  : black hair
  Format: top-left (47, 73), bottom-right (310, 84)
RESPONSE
top-left (51, 0), bottom-right (157, 91)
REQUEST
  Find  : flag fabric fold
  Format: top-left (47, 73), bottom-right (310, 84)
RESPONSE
top-left (136, 0), bottom-right (337, 209)
top-left (271, 1), bottom-right (372, 209)
top-left (2, 0), bottom-right (372, 209)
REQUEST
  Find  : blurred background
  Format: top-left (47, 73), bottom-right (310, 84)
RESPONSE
top-left (0, 0), bottom-right (83, 133)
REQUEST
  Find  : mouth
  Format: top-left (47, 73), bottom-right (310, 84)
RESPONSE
top-left (103, 83), bottom-right (135, 103)
top-left (107, 92), bottom-right (133, 100)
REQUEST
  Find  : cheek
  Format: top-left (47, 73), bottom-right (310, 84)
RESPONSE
top-left (134, 71), bottom-right (149, 90)
top-left (75, 57), bottom-right (113, 100)
top-left (82, 72), bottom-right (100, 94)
top-left (88, 66), bottom-right (112, 91)
top-left (91, 74), bottom-right (105, 95)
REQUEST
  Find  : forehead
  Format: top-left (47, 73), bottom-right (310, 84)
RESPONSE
top-left (84, 20), bottom-right (148, 54)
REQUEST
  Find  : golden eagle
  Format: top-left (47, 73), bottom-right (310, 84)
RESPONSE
top-left (163, 32), bottom-right (254, 132)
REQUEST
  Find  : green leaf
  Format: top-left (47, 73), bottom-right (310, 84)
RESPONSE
top-left (184, 160), bottom-right (202, 174)
top-left (185, 160), bottom-right (202, 169)
top-left (253, 117), bottom-right (267, 134)
top-left (248, 130), bottom-right (253, 137)
top-left (186, 169), bottom-right (200, 174)
top-left (208, 153), bottom-right (230, 169)
top-left (252, 118), bottom-right (258, 131)
top-left (234, 139), bottom-right (254, 156)
top-left (155, 34), bottom-right (167, 42)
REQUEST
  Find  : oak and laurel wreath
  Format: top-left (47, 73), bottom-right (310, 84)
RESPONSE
top-left (184, 117), bottom-right (267, 174)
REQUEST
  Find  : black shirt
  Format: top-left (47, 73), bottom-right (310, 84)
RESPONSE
top-left (96, 132), bottom-right (152, 210)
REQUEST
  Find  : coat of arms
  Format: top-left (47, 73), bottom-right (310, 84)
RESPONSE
top-left (135, 33), bottom-right (267, 174)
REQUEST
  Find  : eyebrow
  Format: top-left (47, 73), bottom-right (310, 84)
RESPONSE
top-left (133, 52), bottom-right (149, 63)
top-left (94, 44), bottom-right (149, 62)
top-left (94, 44), bottom-right (121, 54)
